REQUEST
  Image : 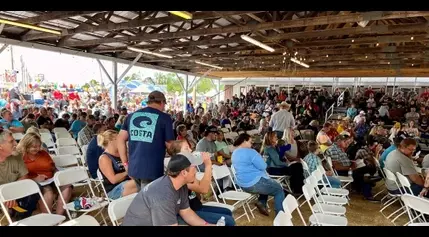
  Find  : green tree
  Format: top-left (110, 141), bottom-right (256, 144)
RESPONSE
top-left (196, 78), bottom-right (216, 95)
top-left (154, 72), bottom-right (184, 94)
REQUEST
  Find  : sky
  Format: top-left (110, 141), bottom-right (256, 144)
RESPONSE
top-left (0, 44), bottom-right (162, 87)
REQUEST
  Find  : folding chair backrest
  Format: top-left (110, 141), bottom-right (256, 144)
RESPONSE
top-left (225, 124), bottom-right (231, 130)
top-left (52, 155), bottom-right (80, 168)
top-left (383, 168), bottom-right (403, 194)
top-left (58, 146), bottom-right (81, 156)
top-left (12, 133), bottom-right (24, 141)
top-left (302, 183), bottom-right (317, 202)
top-left (324, 156), bottom-right (338, 175)
top-left (0, 179), bottom-right (41, 201)
top-left (81, 145), bottom-right (88, 161)
top-left (282, 195), bottom-right (307, 226)
top-left (300, 159), bottom-right (310, 176)
top-left (273, 211), bottom-right (293, 226)
top-left (59, 215), bottom-right (100, 226)
top-left (0, 179), bottom-right (52, 224)
top-left (39, 128), bottom-right (51, 134)
top-left (108, 193), bottom-right (138, 226)
top-left (53, 127), bottom-right (68, 134)
top-left (396, 172), bottom-right (412, 193)
top-left (40, 133), bottom-right (53, 142)
top-left (55, 132), bottom-right (72, 139)
top-left (164, 158), bottom-right (171, 172)
top-left (221, 128), bottom-right (230, 133)
top-left (57, 138), bottom-right (77, 147)
top-left (54, 167), bottom-right (89, 186)
top-left (212, 164), bottom-right (232, 180)
top-left (401, 194), bottom-right (429, 215)
top-left (96, 169), bottom-right (110, 200)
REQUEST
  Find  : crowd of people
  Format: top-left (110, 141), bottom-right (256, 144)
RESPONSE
top-left (1, 81), bottom-right (429, 226)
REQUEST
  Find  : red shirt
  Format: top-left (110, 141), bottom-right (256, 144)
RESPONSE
top-left (53, 90), bottom-right (63, 100)
top-left (23, 150), bottom-right (55, 179)
top-left (68, 93), bottom-right (80, 101)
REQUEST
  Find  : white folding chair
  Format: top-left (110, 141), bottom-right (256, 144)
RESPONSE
top-left (315, 166), bottom-right (349, 198)
top-left (59, 214), bottom-right (100, 226)
top-left (225, 124), bottom-right (232, 132)
top-left (221, 128), bottom-right (230, 134)
top-left (52, 155), bottom-right (80, 169)
top-left (282, 195), bottom-right (307, 226)
top-left (39, 128), bottom-right (51, 134)
top-left (12, 133), bottom-right (25, 141)
top-left (302, 183), bottom-right (348, 226)
top-left (56, 138), bottom-right (78, 148)
top-left (40, 133), bottom-right (56, 153)
top-left (53, 127), bottom-right (68, 134)
top-left (54, 167), bottom-right (109, 225)
top-left (108, 193), bottom-right (138, 226)
top-left (211, 165), bottom-right (254, 222)
top-left (302, 177), bottom-right (346, 216)
top-left (58, 146), bottom-right (81, 156)
top-left (164, 157), bottom-right (171, 173)
top-left (308, 174), bottom-right (348, 206)
top-left (401, 194), bottom-right (429, 226)
top-left (396, 172), bottom-right (414, 195)
top-left (380, 168), bottom-right (406, 224)
top-left (273, 211), bottom-right (293, 226)
top-left (55, 132), bottom-right (72, 140)
top-left (325, 156), bottom-right (353, 188)
top-left (0, 179), bottom-right (66, 226)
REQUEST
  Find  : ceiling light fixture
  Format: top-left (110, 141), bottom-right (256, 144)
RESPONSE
top-left (290, 57), bottom-right (310, 68)
top-left (365, 55), bottom-right (368, 58)
top-left (283, 52), bottom-right (287, 56)
top-left (295, 51), bottom-right (298, 56)
top-left (339, 61), bottom-right (342, 64)
top-left (351, 39), bottom-right (355, 43)
top-left (376, 43), bottom-right (379, 47)
top-left (412, 64), bottom-right (414, 66)
top-left (0, 18), bottom-right (61, 35)
top-left (326, 55), bottom-right (329, 57)
top-left (168, 11), bottom-right (193, 20)
top-left (411, 36), bottom-right (414, 40)
top-left (240, 35), bottom-right (275, 52)
top-left (127, 46), bottom-right (173, 58)
top-left (195, 60), bottom-right (223, 70)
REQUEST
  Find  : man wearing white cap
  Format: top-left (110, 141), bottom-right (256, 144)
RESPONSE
top-left (269, 101), bottom-right (295, 139)
top-left (354, 111), bottom-right (366, 124)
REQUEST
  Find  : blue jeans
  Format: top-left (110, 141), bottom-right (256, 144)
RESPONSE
top-left (177, 206), bottom-right (235, 226)
top-left (107, 181), bottom-right (127, 200)
top-left (324, 176), bottom-right (341, 189)
top-left (241, 177), bottom-right (285, 214)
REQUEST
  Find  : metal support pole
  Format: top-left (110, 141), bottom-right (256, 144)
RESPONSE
top-left (392, 77), bottom-right (397, 95)
top-left (183, 75), bottom-right (188, 113)
top-left (117, 53), bottom-right (143, 83)
top-left (385, 77), bottom-right (388, 93)
top-left (112, 62), bottom-right (118, 110)
top-left (414, 77), bottom-right (417, 91)
top-left (217, 80), bottom-right (221, 103)
top-left (0, 44), bottom-right (8, 54)
top-left (10, 45), bottom-right (14, 70)
top-left (96, 59), bottom-right (114, 84)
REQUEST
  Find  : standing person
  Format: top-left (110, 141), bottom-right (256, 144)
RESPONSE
top-left (269, 102), bottom-right (295, 139)
top-left (118, 91), bottom-right (175, 190)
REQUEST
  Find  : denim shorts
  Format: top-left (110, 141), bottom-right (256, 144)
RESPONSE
top-left (107, 181), bottom-right (127, 200)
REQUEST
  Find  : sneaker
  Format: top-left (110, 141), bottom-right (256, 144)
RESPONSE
top-left (364, 197), bottom-right (380, 203)
top-left (255, 202), bottom-right (269, 216)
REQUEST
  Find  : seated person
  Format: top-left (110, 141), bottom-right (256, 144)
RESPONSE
top-left (18, 133), bottom-right (72, 215)
top-left (98, 130), bottom-right (137, 200)
top-left (353, 137), bottom-right (383, 201)
top-left (26, 127), bottom-right (49, 151)
top-left (385, 138), bottom-right (428, 197)
top-left (195, 126), bottom-right (223, 171)
top-left (21, 113), bottom-right (38, 133)
top-left (122, 154), bottom-right (217, 226)
top-left (214, 130), bottom-right (231, 166)
top-left (86, 124), bottom-right (106, 178)
top-left (325, 135), bottom-right (355, 177)
top-left (170, 140), bottom-right (235, 226)
top-left (232, 133), bottom-right (285, 217)
top-left (0, 129), bottom-right (40, 220)
top-left (316, 123), bottom-right (333, 152)
top-left (0, 109), bottom-right (24, 134)
top-left (303, 141), bottom-right (341, 188)
top-left (176, 124), bottom-right (195, 150)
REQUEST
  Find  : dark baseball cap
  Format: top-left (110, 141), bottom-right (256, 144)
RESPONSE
top-left (147, 90), bottom-right (166, 104)
top-left (167, 152), bottom-right (203, 173)
top-left (204, 125), bottom-right (219, 135)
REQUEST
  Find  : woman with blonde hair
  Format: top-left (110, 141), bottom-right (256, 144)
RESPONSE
top-left (98, 130), bottom-right (137, 200)
top-left (389, 122), bottom-right (401, 142)
top-left (26, 126), bottom-right (49, 151)
top-left (18, 133), bottom-right (72, 215)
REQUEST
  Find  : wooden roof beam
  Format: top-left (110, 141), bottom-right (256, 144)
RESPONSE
top-left (63, 11), bottom-right (429, 47)
top-left (23, 11), bottom-right (263, 41)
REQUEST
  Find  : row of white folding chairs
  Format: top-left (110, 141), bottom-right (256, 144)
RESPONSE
top-left (381, 168), bottom-right (422, 225)
top-left (324, 156), bottom-right (354, 189)
top-left (401, 194), bottom-right (429, 226)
